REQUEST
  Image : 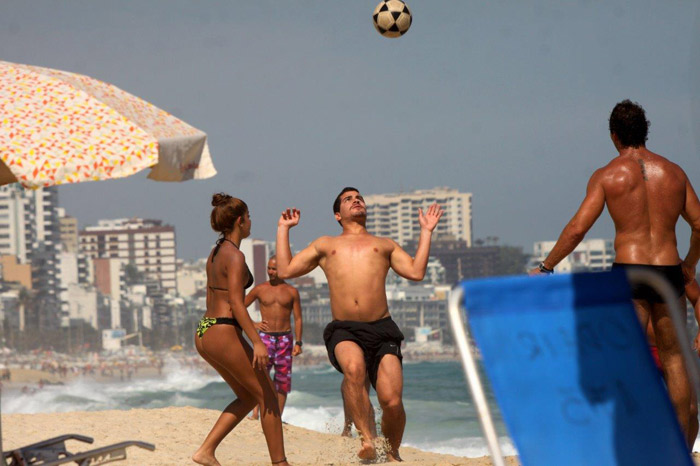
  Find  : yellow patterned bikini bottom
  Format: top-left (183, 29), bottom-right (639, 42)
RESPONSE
top-left (196, 317), bottom-right (241, 338)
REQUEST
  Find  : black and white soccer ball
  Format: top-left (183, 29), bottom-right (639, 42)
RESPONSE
top-left (373, 0), bottom-right (412, 38)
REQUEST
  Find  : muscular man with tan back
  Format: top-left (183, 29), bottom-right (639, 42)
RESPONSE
top-left (530, 100), bottom-right (700, 444)
top-left (276, 187), bottom-right (443, 461)
top-left (246, 256), bottom-right (303, 420)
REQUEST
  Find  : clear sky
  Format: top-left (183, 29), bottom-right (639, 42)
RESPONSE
top-left (2, 1), bottom-right (699, 260)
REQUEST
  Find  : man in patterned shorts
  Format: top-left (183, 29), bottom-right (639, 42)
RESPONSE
top-left (246, 256), bottom-right (303, 419)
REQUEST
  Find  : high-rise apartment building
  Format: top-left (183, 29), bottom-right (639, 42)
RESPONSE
top-left (239, 238), bottom-right (272, 319)
top-left (0, 185), bottom-right (60, 262)
top-left (0, 185), bottom-right (62, 327)
top-left (532, 238), bottom-right (615, 273)
top-left (57, 208), bottom-right (79, 253)
top-left (79, 218), bottom-right (177, 294)
top-left (364, 187), bottom-right (472, 246)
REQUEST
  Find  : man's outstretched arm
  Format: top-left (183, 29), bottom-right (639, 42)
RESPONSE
top-left (292, 289), bottom-right (303, 356)
top-left (244, 286), bottom-right (268, 331)
top-left (686, 279), bottom-right (700, 355)
top-left (243, 286), bottom-right (259, 308)
top-left (390, 203), bottom-right (443, 281)
top-left (276, 208), bottom-right (322, 279)
top-left (530, 170), bottom-right (605, 274)
top-left (682, 177), bottom-right (700, 280)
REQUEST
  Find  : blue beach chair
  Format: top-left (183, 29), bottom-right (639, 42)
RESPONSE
top-left (448, 269), bottom-right (700, 466)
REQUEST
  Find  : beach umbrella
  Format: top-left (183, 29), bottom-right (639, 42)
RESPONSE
top-left (0, 60), bottom-right (215, 461)
top-left (0, 60), bottom-right (216, 189)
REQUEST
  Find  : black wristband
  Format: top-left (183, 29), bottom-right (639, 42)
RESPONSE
top-left (295, 341), bottom-right (303, 347)
top-left (538, 262), bottom-right (554, 274)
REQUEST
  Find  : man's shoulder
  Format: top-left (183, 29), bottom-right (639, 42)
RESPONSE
top-left (281, 282), bottom-right (299, 292)
top-left (595, 157), bottom-right (637, 180)
top-left (248, 282), bottom-right (268, 293)
top-left (375, 235), bottom-right (398, 246)
top-left (604, 151), bottom-right (685, 177)
top-left (312, 235), bottom-right (335, 245)
top-left (311, 235), bottom-right (335, 251)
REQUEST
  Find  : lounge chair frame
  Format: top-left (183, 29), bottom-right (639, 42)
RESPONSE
top-left (1, 433), bottom-right (154, 466)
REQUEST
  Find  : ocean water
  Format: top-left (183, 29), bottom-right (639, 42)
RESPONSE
top-left (0, 358), bottom-right (515, 458)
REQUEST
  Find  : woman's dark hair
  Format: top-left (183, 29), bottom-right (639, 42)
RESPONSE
top-left (210, 193), bottom-right (248, 234)
top-left (609, 100), bottom-right (650, 148)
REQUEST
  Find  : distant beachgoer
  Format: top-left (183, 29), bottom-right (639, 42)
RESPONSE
top-left (246, 256), bottom-right (303, 420)
top-left (530, 100), bottom-right (700, 445)
top-left (192, 193), bottom-right (289, 466)
top-left (276, 187), bottom-right (443, 461)
top-left (647, 277), bottom-right (700, 444)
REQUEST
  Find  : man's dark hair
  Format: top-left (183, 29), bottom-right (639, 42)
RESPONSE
top-left (609, 100), bottom-right (650, 148)
top-left (333, 187), bottom-right (360, 214)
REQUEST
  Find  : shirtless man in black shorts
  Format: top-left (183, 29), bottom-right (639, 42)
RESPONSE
top-left (530, 100), bottom-right (700, 444)
top-left (276, 187), bottom-right (443, 461)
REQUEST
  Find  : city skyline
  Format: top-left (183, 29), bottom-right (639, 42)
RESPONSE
top-left (1, 1), bottom-right (698, 260)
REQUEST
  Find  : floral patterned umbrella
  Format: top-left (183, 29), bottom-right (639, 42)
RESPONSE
top-left (0, 60), bottom-right (216, 188)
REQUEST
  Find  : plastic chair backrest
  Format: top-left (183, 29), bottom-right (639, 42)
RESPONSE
top-left (460, 270), bottom-right (692, 466)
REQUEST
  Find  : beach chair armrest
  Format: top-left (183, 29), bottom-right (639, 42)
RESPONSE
top-left (41, 440), bottom-right (155, 466)
top-left (3, 434), bottom-right (94, 464)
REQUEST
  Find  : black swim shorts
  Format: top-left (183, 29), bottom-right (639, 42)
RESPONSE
top-left (323, 316), bottom-right (404, 388)
top-left (611, 263), bottom-right (685, 304)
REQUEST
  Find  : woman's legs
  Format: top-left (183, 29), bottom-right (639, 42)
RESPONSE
top-left (193, 332), bottom-right (257, 465)
top-left (194, 326), bottom-right (288, 465)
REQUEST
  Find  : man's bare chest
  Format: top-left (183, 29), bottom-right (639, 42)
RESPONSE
top-left (259, 287), bottom-right (294, 307)
top-left (322, 239), bottom-right (391, 268)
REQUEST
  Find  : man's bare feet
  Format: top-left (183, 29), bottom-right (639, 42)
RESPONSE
top-left (386, 451), bottom-right (403, 462)
top-left (341, 423), bottom-right (352, 437)
top-left (192, 450), bottom-right (221, 466)
top-left (357, 440), bottom-right (377, 461)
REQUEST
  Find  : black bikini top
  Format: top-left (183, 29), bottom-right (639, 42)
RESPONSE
top-left (209, 238), bottom-right (254, 291)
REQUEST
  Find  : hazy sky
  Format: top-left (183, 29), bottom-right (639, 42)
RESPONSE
top-left (2, 1), bottom-right (699, 260)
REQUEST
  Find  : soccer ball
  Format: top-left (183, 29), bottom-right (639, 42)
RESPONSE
top-left (373, 0), bottom-right (412, 38)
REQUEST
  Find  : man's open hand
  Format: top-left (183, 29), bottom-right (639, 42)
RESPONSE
top-left (418, 203), bottom-right (444, 232)
top-left (279, 208), bottom-right (301, 228)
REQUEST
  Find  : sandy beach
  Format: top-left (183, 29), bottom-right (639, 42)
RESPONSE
top-left (4, 365), bottom-right (700, 465)
top-left (2, 406), bottom-right (519, 465)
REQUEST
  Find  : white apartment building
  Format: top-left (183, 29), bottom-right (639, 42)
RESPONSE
top-left (57, 208), bottom-right (79, 253)
top-left (387, 256), bottom-right (446, 285)
top-left (79, 218), bottom-right (177, 294)
top-left (239, 238), bottom-right (271, 287)
top-left (239, 238), bottom-right (272, 319)
top-left (532, 238), bottom-right (615, 273)
top-left (0, 185), bottom-right (61, 310)
top-left (0, 185), bottom-right (60, 261)
top-left (364, 187), bottom-right (472, 246)
top-left (176, 258), bottom-right (207, 298)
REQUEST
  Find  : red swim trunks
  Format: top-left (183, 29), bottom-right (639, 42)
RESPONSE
top-left (259, 331), bottom-right (293, 394)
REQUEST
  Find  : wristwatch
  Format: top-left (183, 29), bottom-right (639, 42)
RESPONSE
top-left (295, 341), bottom-right (303, 347)
top-left (538, 262), bottom-right (554, 274)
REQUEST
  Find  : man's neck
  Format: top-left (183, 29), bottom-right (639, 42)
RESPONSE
top-left (617, 145), bottom-right (647, 158)
top-left (341, 221), bottom-right (367, 236)
top-left (269, 278), bottom-right (285, 286)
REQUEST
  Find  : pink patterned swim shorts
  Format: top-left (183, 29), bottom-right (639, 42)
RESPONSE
top-left (259, 331), bottom-right (293, 394)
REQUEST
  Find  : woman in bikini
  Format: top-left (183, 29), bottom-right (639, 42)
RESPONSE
top-left (192, 193), bottom-right (289, 466)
